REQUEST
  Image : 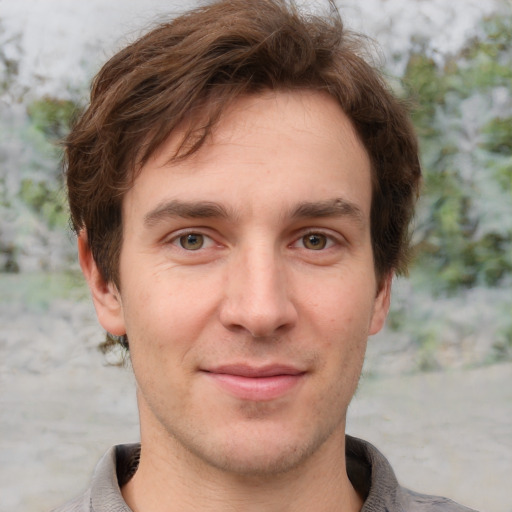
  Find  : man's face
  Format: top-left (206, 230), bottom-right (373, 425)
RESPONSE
top-left (88, 90), bottom-right (390, 476)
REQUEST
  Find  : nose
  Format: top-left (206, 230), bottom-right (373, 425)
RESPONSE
top-left (219, 244), bottom-right (298, 338)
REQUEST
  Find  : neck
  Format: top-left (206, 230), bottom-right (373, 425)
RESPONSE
top-left (122, 428), bottom-right (363, 512)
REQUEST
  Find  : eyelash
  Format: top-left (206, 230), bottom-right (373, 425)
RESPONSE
top-left (291, 230), bottom-right (341, 251)
top-left (165, 228), bottom-right (341, 250)
top-left (166, 230), bottom-right (216, 251)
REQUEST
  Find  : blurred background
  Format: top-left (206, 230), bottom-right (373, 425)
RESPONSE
top-left (0, 1), bottom-right (511, 511)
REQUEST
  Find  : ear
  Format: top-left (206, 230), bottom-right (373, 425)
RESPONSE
top-left (369, 272), bottom-right (392, 336)
top-left (78, 231), bottom-right (126, 336)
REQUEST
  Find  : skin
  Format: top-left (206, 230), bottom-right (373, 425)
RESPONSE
top-left (80, 90), bottom-right (391, 512)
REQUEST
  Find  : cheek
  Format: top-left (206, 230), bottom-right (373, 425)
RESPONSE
top-left (120, 270), bottom-right (225, 376)
top-left (302, 276), bottom-right (374, 384)
top-left (306, 276), bottom-right (377, 333)
top-left (123, 265), bottom-right (219, 322)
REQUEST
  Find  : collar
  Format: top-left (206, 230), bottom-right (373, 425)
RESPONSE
top-left (88, 436), bottom-right (402, 511)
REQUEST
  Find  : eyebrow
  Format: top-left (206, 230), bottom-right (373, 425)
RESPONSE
top-left (290, 198), bottom-right (365, 224)
top-left (144, 200), bottom-right (231, 226)
top-left (143, 197), bottom-right (365, 227)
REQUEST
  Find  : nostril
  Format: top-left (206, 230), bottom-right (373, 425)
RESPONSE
top-left (219, 300), bottom-right (298, 339)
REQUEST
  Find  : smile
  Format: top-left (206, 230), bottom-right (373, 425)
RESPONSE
top-left (201, 365), bottom-right (306, 401)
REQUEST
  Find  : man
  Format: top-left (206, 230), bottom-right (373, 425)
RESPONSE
top-left (55, 1), bottom-right (477, 511)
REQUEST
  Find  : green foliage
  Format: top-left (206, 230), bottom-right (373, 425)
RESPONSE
top-left (491, 323), bottom-right (512, 362)
top-left (0, 271), bottom-right (88, 309)
top-left (403, 11), bottom-right (512, 295)
top-left (405, 54), bottom-right (445, 132)
top-left (482, 117), bottom-right (512, 196)
top-left (26, 97), bottom-right (77, 141)
top-left (0, 95), bottom-right (79, 272)
top-left (19, 179), bottom-right (67, 229)
top-left (0, 20), bottom-right (20, 95)
top-left (382, 10), bottom-right (512, 368)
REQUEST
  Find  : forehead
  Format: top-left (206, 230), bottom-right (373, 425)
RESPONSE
top-left (124, 90), bottom-right (372, 221)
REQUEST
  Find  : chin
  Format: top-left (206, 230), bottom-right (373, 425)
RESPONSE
top-left (201, 446), bottom-right (310, 477)
top-left (187, 422), bottom-right (338, 478)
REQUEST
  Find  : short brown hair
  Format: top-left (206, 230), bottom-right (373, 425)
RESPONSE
top-left (66, 0), bottom-right (421, 287)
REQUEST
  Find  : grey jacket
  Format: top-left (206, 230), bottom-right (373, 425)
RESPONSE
top-left (52, 436), bottom-right (478, 512)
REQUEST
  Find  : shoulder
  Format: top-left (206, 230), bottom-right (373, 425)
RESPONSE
top-left (49, 444), bottom-right (140, 512)
top-left (400, 488), bottom-right (479, 512)
top-left (50, 489), bottom-right (91, 512)
top-left (346, 436), bottom-right (480, 512)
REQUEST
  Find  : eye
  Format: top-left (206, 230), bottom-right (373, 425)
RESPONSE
top-left (301, 233), bottom-right (328, 250)
top-left (177, 233), bottom-right (209, 250)
top-left (164, 229), bottom-right (223, 261)
top-left (293, 231), bottom-right (339, 251)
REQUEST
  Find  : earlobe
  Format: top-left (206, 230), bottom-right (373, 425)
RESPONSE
top-left (369, 273), bottom-right (392, 336)
top-left (78, 231), bottom-right (126, 336)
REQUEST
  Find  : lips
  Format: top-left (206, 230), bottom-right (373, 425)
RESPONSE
top-left (201, 364), bottom-right (306, 401)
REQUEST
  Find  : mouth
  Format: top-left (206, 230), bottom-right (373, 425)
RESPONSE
top-left (201, 364), bottom-right (306, 401)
